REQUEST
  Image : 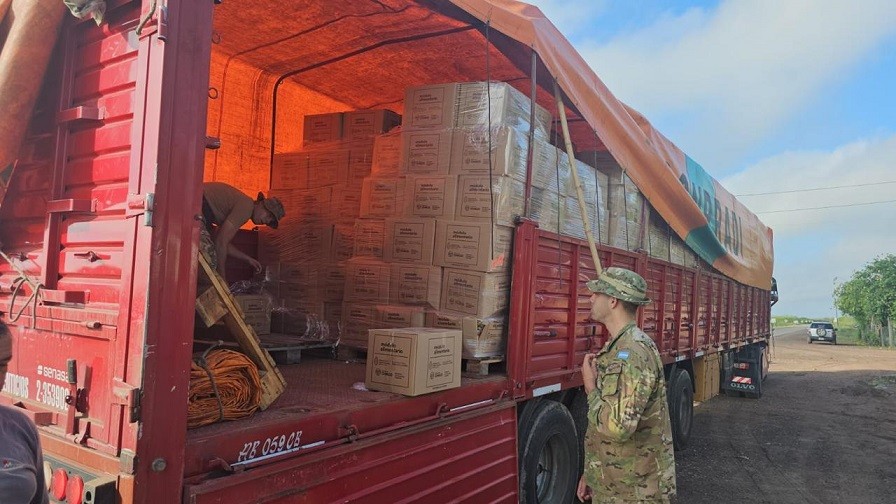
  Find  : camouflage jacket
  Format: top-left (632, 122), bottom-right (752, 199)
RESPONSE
top-left (584, 322), bottom-right (676, 503)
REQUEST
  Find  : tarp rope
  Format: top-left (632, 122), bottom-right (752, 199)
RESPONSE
top-left (187, 346), bottom-right (262, 429)
top-left (0, 249), bottom-right (43, 328)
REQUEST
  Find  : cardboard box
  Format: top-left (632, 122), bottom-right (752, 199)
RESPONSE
top-left (403, 83), bottom-right (460, 130)
top-left (330, 221), bottom-right (356, 261)
top-left (341, 302), bottom-right (379, 348)
top-left (331, 189), bottom-right (362, 220)
top-left (440, 268), bottom-right (510, 317)
top-left (425, 312), bottom-right (507, 359)
top-left (400, 130), bottom-right (453, 175)
top-left (529, 187), bottom-right (562, 233)
top-left (648, 212), bottom-right (671, 261)
top-left (353, 218), bottom-right (386, 259)
top-left (456, 82), bottom-right (552, 138)
top-left (433, 220), bottom-right (514, 272)
top-left (303, 112), bottom-right (343, 146)
top-left (529, 140), bottom-right (561, 189)
top-left (449, 126), bottom-right (528, 180)
top-left (359, 177), bottom-right (406, 218)
top-left (371, 132), bottom-right (403, 177)
top-left (343, 259), bottom-right (390, 302)
top-left (406, 175), bottom-right (458, 218)
top-left (343, 109), bottom-right (401, 141)
top-left (268, 187), bottom-right (333, 224)
top-left (259, 222), bottom-right (332, 265)
top-left (320, 264), bottom-right (347, 301)
top-left (365, 327), bottom-right (461, 396)
top-left (455, 175), bottom-right (526, 227)
top-left (345, 144), bottom-right (374, 188)
top-left (377, 305), bottom-right (426, 328)
top-left (234, 294), bottom-right (272, 335)
top-left (383, 218), bottom-right (436, 265)
top-left (390, 264), bottom-right (442, 309)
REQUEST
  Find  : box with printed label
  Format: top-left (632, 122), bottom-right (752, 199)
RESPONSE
top-left (406, 175), bottom-right (458, 218)
top-left (345, 144), bottom-right (374, 188)
top-left (330, 221), bottom-right (356, 261)
top-left (343, 109), bottom-right (401, 141)
top-left (268, 187), bottom-right (333, 223)
top-left (359, 177), bottom-right (406, 218)
top-left (365, 327), bottom-right (461, 396)
top-left (371, 132), bottom-right (403, 177)
top-left (303, 112), bottom-right (343, 146)
top-left (320, 264), bottom-right (347, 301)
top-left (404, 83), bottom-right (460, 130)
top-left (456, 82), bottom-right (552, 138)
top-left (433, 220), bottom-right (514, 272)
top-left (400, 130), bottom-right (453, 175)
top-left (425, 312), bottom-right (507, 359)
top-left (449, 126), bottom-right (528, 180)
top-left (455, 175), bottom-right (526, 227)
top-left (340, 302), bottom-right (379, 348)
top-left (259, 222), bottom-right (332, 265)
top-left (353, 218), bottom-right (386, 259)
top-left (234, 294), bottom-right (272, 335)
top-left (390, 264), bottom-right (442, 309)
top-left (377, 305), bottom-right (427, 328)
top-left (343, 259), bottom-right (390, 302)
top-left (383, 218), bottom-right (436, 265)
top-left (440, 269), bottom-right (510, 317)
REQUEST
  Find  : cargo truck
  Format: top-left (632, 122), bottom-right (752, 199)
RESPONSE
top-left (0, 1), bottom-right (776, 502)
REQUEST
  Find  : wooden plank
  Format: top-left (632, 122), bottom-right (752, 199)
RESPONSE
top-left (198, 254), bottom-right (285, 409)
top-left (194, 286), bottom-right (227, 327)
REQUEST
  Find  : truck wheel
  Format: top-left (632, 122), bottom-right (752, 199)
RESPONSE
top-left (668, 369), bottom-right (694, 451)
top-left (568, 391), bottom-right (588, 476)
top-left (518, 400), bottom-right (578, 504)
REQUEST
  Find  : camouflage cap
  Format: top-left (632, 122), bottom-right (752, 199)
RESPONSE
top-left (256, 192), bottom-right (285, 229)
top-left (586, 267), bottom-right (651, 305)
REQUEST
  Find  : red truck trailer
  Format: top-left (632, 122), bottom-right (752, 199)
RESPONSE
top-left (0, 1), bottom-right (775, 503)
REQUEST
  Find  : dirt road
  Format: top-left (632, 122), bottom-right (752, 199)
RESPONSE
top-left (675, 326), bottom-right (896, 504)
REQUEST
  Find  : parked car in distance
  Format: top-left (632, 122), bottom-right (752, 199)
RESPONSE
top-left (807, 321), bottom-right (837, 344)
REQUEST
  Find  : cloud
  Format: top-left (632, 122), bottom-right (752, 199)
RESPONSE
top-left (567, 0), bottom-right (896, 172)
top-left (724, 134), bottom-right (896, 315)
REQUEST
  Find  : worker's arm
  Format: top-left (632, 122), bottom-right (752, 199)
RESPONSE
top-left (586, 353), bottom-right (658, 443)
top-left (213, 219), bottom-right (240, 278)
top-left (227, 243), bottom-right (262, 274)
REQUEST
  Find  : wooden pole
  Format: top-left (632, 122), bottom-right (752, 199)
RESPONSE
top-left (553, 80), bottom-right (602, 275)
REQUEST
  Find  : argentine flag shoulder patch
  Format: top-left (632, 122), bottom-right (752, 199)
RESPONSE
top-left (616, 350), bottom-right (630, 360)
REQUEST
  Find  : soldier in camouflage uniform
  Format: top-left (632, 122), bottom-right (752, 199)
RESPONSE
top-left (578, 267), bottom-right (676, 503)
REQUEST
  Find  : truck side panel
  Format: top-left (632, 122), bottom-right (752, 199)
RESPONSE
top-left (509, 220), bottom-right (770, 399)
top-left (0, 2), bottom-right (145, 457)
top-left (184, 405), bottom-right (518, 504)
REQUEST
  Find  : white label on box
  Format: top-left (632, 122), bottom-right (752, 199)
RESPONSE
top-left (410, 176), bottom-right (456, 217)
top-left (427, 339), bottom-right (456, 387)
top-left (370, 334), bottom-right (413, 387)
top-left (403, 131), bottom-right (452, 175)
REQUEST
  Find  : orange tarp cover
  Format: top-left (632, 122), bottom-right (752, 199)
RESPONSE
top-left (207, 0), bottom-right (773, 289)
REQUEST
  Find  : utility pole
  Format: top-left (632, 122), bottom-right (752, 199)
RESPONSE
top-left (832, 276), bottom-right (838, 327)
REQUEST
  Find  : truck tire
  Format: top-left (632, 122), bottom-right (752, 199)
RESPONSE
top-left (668, 368), bottom-right (694, 451)
top-left (518, 400), bottom-right (578, 504)
top-left (568, 390), bottom-right (588, 476)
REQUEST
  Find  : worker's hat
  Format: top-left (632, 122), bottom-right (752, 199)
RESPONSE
top-left (586, 267), bottom-right (651, 305)
top-left (256, 192), bottom-right (286, 229)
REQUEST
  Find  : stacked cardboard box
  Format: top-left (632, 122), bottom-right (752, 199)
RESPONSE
top-left (261, 109), bottom-right (401, 341)
top-left (395, 82), bottom-right (555, 359)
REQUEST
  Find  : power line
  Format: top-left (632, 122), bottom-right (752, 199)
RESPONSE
top-left (736, 180), bottom-right (896, 197)
top-left (756, 199), bottom-right (896, 214)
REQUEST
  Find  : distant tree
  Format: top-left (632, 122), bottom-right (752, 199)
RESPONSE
top-left (835, 254), bottom-right (896, 345)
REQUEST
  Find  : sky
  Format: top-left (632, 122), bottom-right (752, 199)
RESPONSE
top-left (527, 0), bottom-right (896, 318)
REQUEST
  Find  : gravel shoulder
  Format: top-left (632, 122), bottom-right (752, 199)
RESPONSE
top-left (675, 326), bottom-right (896, 504)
